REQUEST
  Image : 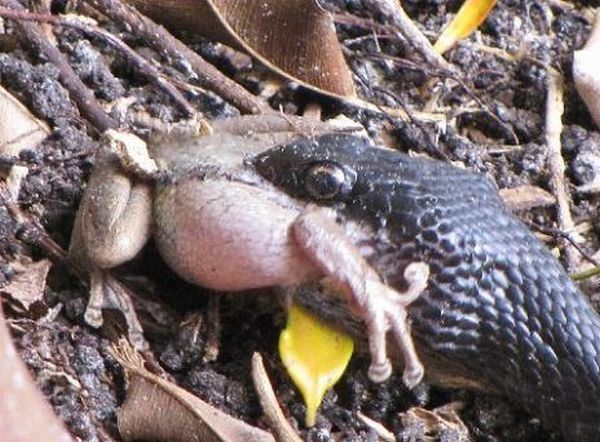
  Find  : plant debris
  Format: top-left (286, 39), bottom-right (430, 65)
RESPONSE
top-left (112, 340), bottom-right (275, 442)
top-left (0, 85), bottom-right (49, 157)
top-left (128, 0), bottom-right (356, 98)
top-left (1, 258), bottom-right (51, 310)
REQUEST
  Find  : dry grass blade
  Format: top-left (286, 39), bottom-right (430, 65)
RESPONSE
top-left (127, 0), bottom-right (356, 97)
top-left (111, 340), bottom-right (275, 442)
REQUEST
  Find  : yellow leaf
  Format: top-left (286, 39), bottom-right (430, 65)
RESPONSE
top-left (433, 0), bottom-right (498, 55)
top-left (279, 304), bottom-right (354, 427)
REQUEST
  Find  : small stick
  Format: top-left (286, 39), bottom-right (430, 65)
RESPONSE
top-left (545, 68), bottom-right (579, 270)
top-left (571, 266), bottom-right (600, 281)
top-left (365, 0), bottom-right (453, 72)
top-left (251, 353), bottom-right (303, 442)
top-left (333, 12), bottom-right (398, 37)
top-left (527, 220), bottom-right (598, 268)
top-left (84, 0), bottom-right (273, 115)
top-left (0, 6), bottom-right (196, 118)
top-left (0, 0), bottom-right (116, 132)
top-left (0, 186), bottom-right (87, 280)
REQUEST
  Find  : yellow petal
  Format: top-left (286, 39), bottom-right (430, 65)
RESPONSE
top-left (434, 0), bottom-right (498, 54)
top-left (279, 303), bottom-right (354, 427)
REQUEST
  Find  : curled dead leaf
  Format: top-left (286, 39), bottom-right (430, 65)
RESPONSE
top-left (126, 0), bottom-right (356, 97)
top-left (1, 259), bottom-right (52, 311)
top-left (0, 85), bottom-right (49, 157)
top-left (0, 304), bottom-right (73, 441)
top-left (400, 402), bottom-right (469, 441)
top-left (111, 340), bottom-right (275, 442)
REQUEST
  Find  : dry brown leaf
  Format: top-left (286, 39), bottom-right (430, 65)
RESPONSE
top-left (499, 185), bottom-right (555, 211)
top-left (1, 259), bottom-right (52, 310)
top-left (0, 85), bottom-right (49, 157)
top-left (400, 402), bottom-right (469, 441)
top-left (111, 340), bottom-right (275, 442)
top-left (127, 0), bottom-right (356, 97)
top-left (0, 304), bottom-right (73, 442)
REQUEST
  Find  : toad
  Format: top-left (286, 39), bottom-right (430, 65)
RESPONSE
top-left (69, 115), bottom-right (430, 388)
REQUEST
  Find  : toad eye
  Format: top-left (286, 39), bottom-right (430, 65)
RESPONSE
top-left (303, 162), bottom-right (356, 200)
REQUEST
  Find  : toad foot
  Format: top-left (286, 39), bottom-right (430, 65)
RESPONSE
top-left (292, 206), bottom-right (429, 387)
top-left (364, 262), bottom-right (429, 387)
top-left (86, 269), bottom-right (148, 350)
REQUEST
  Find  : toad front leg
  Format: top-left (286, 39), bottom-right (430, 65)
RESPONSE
top-left (69, 134), bottom-right (153, 349)
top-left (292, 207), bottom-right (429, 387)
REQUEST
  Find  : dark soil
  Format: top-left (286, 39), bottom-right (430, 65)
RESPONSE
top-left (1, 0), bottom-right (599, 441)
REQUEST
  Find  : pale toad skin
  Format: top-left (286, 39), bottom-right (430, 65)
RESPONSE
top-left (69, 115), bottom-right (430, 387)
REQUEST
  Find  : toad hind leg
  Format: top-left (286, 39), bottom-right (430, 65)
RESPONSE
top-left (292, 206), bottom-right (429, 387)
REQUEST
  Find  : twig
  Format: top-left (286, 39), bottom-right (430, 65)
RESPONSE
top-left (83, 0), bottom-right (273, 115)
top-left (374, 84), bottom-right (448, 159)
top-left (1, 185), bottom-right (87, 280)
top-left (251, 353), bottom-right (303, 442)
top-left (571, 266), bottom-right (600, 281)
top-left (527, 220), bottom-right (598, 268)
top-left (0, 6), bottom-right (197, 118)
top-left (333, 12), bottom-right (398, 37)
top-left (370, 52), bottom-right (518, 144)
top-left (0, 0), bottom-right (116, 132)
top-left (365, 0), bottom-right (453, 72)
top-left (545, 68), bottom-right (580, 270)
top-left (545, 0), bottom-right (575, 11)
top-left (352, 68), bottom-right (449, 161)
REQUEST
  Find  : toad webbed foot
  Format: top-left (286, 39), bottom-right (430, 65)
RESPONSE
top-left (86, 269), bottom-right (148, 350)
top-left (292, 206), bottom-right (429, 387)
top-left (363, 262), bottom-right (429, 386)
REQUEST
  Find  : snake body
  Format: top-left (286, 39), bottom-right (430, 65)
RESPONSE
top-left (253, 133), bottom-right (600, 440)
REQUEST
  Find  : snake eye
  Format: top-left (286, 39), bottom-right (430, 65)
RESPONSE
top-left (304, 161), bottom-right (356, 200)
